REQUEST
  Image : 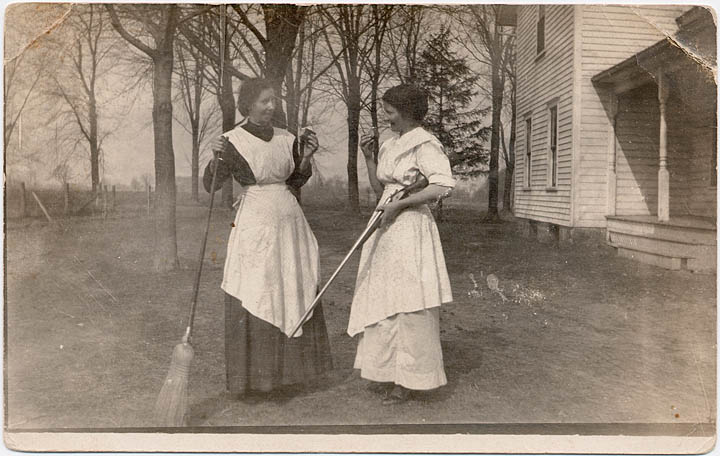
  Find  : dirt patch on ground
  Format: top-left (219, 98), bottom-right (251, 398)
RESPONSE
top-left (4, 200), bottom-right (716, 429)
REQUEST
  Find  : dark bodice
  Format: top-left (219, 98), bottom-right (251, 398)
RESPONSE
top-left (203, 122), bottom-right (312, 195)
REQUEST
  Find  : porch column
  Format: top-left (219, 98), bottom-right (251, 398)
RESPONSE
top-left (657, 72), bottom-right (670, 222)
top-left (607, 94), bottom-right (618, 217)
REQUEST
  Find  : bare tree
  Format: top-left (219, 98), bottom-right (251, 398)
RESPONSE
top-left (362, 5), bottom-right (395, 164)
top-left (501, 42), bottom-right (517, 214)
top-left (318, 5), bottom-right (387, 210)
top-left (387, 5), bottom-right (426, 85)
top-left (180, 5), bottom-right (313, 206)
top-left (44, 5), bottom-right (123, 193)
top-left (3, 5), bottom-right (72, 186)
top-left (48, 117), bottom-right (84, 186)
top-left (106, 4), bottom-right (211, 271)
top-left (4, 53), bottom-right (45, 156)
top-left (230, 4), bottom-right (309, 127)
top-left (457, 5), bottom-right (515, 222)
top-left (180, 6), bottom-right (263, 208)
top-left (174, 31), bottom-right (219, 202)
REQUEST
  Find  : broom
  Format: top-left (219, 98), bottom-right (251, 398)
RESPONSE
top-left (153, 5), bottom-right (227, 427)
top-left (153, 151), bottom-right (221, 426)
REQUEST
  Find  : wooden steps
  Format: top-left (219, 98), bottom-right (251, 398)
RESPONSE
top-left (606, 216), bottom-right (716, 272)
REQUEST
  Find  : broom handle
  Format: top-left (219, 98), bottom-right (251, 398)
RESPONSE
top-left (288, 210), bottom-right (383, 338)
top-left (184, 4), bottom-right (226, 345)
top-left (183, 153), bottom-right (221, 345)
top-left (288, 174), bottom-right (428, 338)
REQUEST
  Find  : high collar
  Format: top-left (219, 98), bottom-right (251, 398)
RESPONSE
top-left (391, 127), bottom-right (436, 153)
top-left (242, 120), bottom-right (274, 142)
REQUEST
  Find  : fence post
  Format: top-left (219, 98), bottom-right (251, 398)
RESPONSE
top-left (146, 185), bottom-right (152, 216)
top-left (20, 182), bottom-right (27, 218)
top-left (102, 185), bottom-right (108, 219)
top-left (64, 183), bottom-right (70, 215)
top-left (31, 191), bottom-right (60, 228)
top-left (112, 185), bottom-right (116, 212)
top-left (94, 185), bottom-right (101, 215)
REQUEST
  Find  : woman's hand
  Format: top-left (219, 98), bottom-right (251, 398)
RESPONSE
top-left (301, 130), bottom-right (319, 158)
top-left (211, 135), bottom-right (228, 159)
top-left (379, 200), bottom-right (405, 228)
top-left (360, 133), bottom-right (377, 161)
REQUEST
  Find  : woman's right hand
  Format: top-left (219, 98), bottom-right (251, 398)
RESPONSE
top-left (211, 135), bottom-right (229, 159)
top-left (360, 133), bottom-right (377, 160)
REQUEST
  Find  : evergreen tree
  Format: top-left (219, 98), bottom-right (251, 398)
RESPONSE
top-left (415, 27), bottom-right (490, 178)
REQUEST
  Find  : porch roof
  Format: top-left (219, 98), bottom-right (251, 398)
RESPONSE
top-left (591, 6), bottom-right (715, 94)
top-left (591, 37), bottom-right (685, 93)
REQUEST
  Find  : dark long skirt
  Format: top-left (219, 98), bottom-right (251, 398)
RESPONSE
top-left (224, 293), bottom-right (333, 395)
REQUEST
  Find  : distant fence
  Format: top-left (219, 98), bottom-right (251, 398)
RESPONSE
top-left (5, 182), bottom-right (159, 220)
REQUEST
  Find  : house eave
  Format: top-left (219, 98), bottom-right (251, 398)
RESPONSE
top-left (591, 37), bottom-right (676, 89)
top-left (591, 6), bottom-right (716, 92)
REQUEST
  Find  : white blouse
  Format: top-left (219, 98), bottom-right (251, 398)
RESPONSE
top-left (376, 127), bottom-right (456, 189)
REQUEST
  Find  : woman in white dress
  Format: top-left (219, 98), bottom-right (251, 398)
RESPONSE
top-left (348, 84), bottom-right (455, 405)
top-left (205, 78), bottom-right (332, 398)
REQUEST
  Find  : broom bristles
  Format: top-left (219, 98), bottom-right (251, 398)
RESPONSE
top-left (154, 342), bottom-right (194, 426)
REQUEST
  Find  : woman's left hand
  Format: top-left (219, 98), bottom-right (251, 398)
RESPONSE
top-left (302, 130), bottom-right (319, 157)
top-left (379, 200), bottom-right (404, 228)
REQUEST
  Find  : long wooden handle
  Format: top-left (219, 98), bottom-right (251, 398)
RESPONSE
top-left (183, 157), bottom-right (221, 344)
top-left (287, 174), bottom-right (429, 338)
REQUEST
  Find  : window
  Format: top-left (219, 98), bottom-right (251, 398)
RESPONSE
top-left (537, 5), bottom-right (546, 56)
top-left (525, 117), bottom-right (532, 188)
top-left (548, 105), bottom-right (558, 188)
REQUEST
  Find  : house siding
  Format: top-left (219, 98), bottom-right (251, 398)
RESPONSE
top-left (614, 84), bottom-right (659, 216)
top-left (669, 58), bottom-right (717, 218)
top-left (515, 4), bottom-right (575, 225)
top-left (576, 4), bottom-right (693, 227)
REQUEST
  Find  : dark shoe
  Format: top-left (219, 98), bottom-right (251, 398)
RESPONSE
top-left (382, 386), bottom-right (411, 405)
top-left (368, 382), bottom-right (394, 396)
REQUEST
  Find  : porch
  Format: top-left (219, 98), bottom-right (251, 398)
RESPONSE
top-left (607, 215), bottom-right (716, 272)
top-left (592, 7), bottom-right (716, 272)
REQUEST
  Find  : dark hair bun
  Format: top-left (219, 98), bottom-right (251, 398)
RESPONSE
top-left (381, 84), bottom-right (428, 122)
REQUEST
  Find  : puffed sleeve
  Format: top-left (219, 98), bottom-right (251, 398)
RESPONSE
top-left (417, 140), bottom-right (456, 188)
top-left (203, 158), bottom-right (232, 193)
top-left (203, 140), bottom-right (256, 192)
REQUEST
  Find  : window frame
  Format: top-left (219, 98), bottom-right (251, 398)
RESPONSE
top-left (547, 104), bottom-right (558, 189)
top-left (524, 116), bottom-right (533, 189)
top-left (536, 5), bottom-right (546, 57)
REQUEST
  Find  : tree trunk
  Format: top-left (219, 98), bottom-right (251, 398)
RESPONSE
top-left (89, 97), bottom-right (100, 193)
top-left (152, 52), bottom-right (179, 272)
top-left (503, 91), bottom-right (516, 213)
top-left (262, 5), bottom-right (305, 129)
top-left (191, 129), bottom-right (199, 202)
top-left (347, 98), bottom-right (361, 211)
top-left (485, 51), bottom-right (504, 222)
top-left (219, 40), bottom-right (235, 209)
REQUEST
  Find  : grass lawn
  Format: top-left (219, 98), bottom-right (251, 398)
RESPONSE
top-left (5, 196), bottom-right (716, 429)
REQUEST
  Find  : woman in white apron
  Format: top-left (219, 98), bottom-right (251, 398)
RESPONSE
top-left (348, 84), bottom-right (455, 405)
top-left (204, 78), bottom-right (331, 398)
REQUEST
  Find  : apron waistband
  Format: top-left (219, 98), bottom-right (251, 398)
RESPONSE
top-left (233, 183), bottom-right (289, 208)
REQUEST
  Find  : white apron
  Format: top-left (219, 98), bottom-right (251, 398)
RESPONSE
top-left (347, 127), bottom-right (455, 337)
top-left (221, 126), bottom-right (319, 338)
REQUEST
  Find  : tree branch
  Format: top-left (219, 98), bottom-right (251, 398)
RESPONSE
top-left (231, 4), bottom-right (268, 47)
top-left (105, 5), bottom-right (157, 57)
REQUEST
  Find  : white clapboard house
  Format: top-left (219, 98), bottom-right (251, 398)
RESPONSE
top-left (509, 5), bottom-right (716, 271)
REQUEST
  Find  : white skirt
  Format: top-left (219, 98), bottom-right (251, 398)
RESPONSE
top-left (354, 308), bottom-right (447, 390)
top-left (222, 183), bottom-right (319, 337)
top-left (347, 185), bottom-right (453, 337)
